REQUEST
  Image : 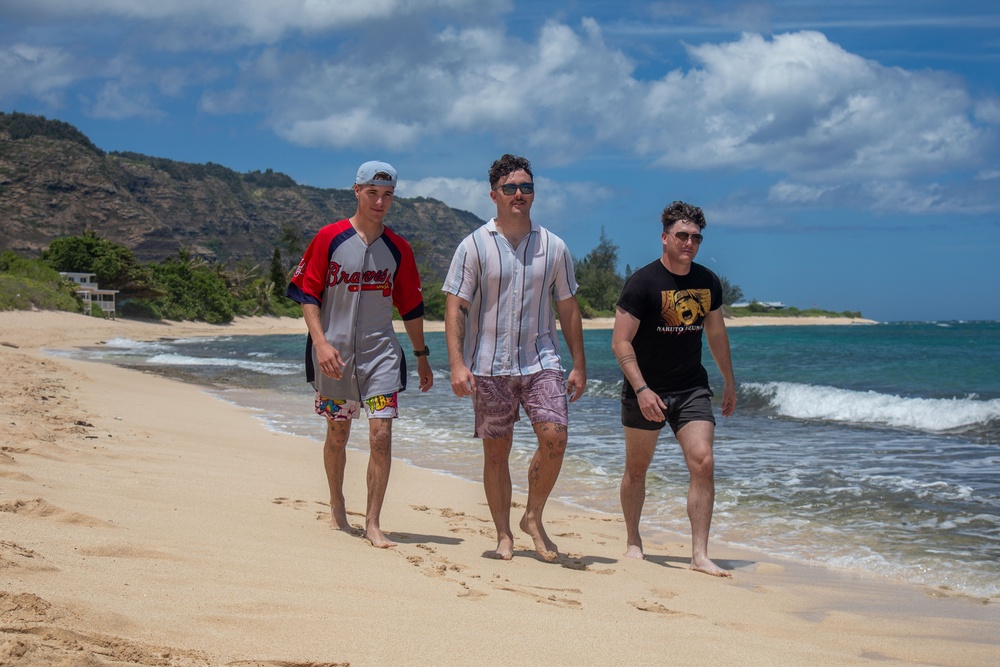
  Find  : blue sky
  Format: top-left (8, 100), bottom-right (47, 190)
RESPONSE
top-left (2, 1), bottom-right (998, 322)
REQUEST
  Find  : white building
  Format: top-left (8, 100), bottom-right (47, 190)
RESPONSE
top-left (732, 300), bottom-right (787, 310)
top-left (60, 272), bottom-right (119, 319)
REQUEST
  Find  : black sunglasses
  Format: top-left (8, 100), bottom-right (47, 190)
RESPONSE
top-left (670, 231), bottom-right (704, 245)
top-left (497, 182), bottom-right (534, 195)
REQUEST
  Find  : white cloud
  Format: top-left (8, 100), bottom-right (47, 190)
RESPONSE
top-left (396, 177), bottom-right (489, 220)
top-left (768, 181), bottom-right (835, 204)
top-left (974, 97), bottom-right (1000, 125)
top-left (396, 176), bottom-right (615, 229)
top-left (7, 0), bottom-right (503, 43)
top-left (763, 177), bottom-right (999, 217)
top-left (215, 24), bottom-right (988, 190)
top-left (637, 31), bottom-right (987, 181)
top-left (4, 5), bottom-right (994, 217)
top-left (87, 81), bottom-right (163, 120)
top-left (279, 110), bottom-right (423, 151)
top-left (0, 43), bottom-right (77, 103)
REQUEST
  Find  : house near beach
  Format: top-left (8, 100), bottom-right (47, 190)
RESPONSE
top-left (60, 272), bottom-right (118, 319)
top-left (732, 300), bottom-right (787, 310)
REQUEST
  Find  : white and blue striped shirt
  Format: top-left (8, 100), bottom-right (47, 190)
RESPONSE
top-left (443, 218), bottom-right (577, 377)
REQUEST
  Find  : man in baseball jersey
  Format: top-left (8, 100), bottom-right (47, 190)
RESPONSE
top-left (287, 160), bottom-right (433, 548)
top-left (443, 154), bottom-right (586, 561)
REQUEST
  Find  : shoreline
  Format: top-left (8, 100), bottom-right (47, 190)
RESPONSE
top-left (0, 310), bottom-right (880, 344)
top-left (2, 310), bottom-right (997, 666)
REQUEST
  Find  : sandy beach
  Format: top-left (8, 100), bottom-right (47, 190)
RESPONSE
top-left (1, 310), bottom-right (996, 666)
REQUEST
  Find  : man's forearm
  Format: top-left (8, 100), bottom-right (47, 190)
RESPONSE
top-left (444, 296), bottom-right (469, 369)
top-left (613, 342), bottom-right (646, 391)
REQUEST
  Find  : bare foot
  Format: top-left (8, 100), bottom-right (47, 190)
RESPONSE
top-left (330, 507), bottom-right (352, 532)
top-left (365, 527), bottom-right (398, 549)
top-left (490, 534), bottom-right (514, 560)
top-left (691, 556), bottom-right (732, 577)
top-left (624, 544), bottom-right (645, 560)
top-left (519, 514), bottom-right (559, 562)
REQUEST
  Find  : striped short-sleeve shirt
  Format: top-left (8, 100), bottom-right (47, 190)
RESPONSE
top-left (442, 218), bottom-right (577, 377)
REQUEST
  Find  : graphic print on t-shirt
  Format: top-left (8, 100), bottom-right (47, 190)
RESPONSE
top-left (660, 289), bottom-right (712, 327)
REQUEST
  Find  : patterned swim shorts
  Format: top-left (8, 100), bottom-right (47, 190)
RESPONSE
top-left (315, 391), bottom-right (398, 421)
top-left (472, 369), bottom-right (567, 439)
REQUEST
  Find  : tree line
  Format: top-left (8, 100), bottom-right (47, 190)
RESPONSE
top-left (1, 231), bottom-right (300, 322)
top-left (0, 229), bottom-right (748, 323)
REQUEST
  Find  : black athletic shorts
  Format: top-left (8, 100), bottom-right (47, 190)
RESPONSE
top-left (621, 386), bottom-right (715, 433)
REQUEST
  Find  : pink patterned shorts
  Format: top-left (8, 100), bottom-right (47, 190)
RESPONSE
top-left (472, 369), bottom-right (567, 439)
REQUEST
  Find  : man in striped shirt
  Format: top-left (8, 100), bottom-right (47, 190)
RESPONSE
top-left (443, 154), bottom-right (586, 561)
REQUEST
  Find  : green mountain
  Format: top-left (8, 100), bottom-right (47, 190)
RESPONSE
top-left (0, 111), bottom-right (483, 279)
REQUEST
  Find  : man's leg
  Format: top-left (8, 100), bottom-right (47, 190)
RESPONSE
top-left (621, 427), bottom-right (658, 559)
top-left (365, 417), bottom-right (396, 548)
top-left (519, 422), bottom-right (566, 561)
top-left (482, 435), bottom-right (515, 559)
top-left (323, 419), bottom-right (352, 531)
top-left (675, 421), bottom-right (731, 577)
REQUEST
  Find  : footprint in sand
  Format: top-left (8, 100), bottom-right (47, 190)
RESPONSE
top-left (628, 598), bottom-right (696, 618)
top-left (0, 592), bottom-right (222, 666)
top-left (272, 497), bottom-right (365, 527)
top-left (271, 497), bottom-right (310, 510)
top-left (0, 498), bottom-right (112, 527)
top-left (651, 588), bottom-right (678, 600)
top-left (230, 662), bottom-right (349, 667)
top-left (0, 541), bottom-right (57, 572)
top-left (78, 544), bottom-right (180, 560)
top-left (495, 584), bottom-right (583, 609)
top-left (404, 543), bottom-right (484, 598)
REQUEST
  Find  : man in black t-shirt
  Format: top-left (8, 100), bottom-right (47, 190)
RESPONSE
top-left (612, 201), bottom-right (736, 577)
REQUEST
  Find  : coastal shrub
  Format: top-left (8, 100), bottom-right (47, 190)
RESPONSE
top-left (720, 275), bottom-right (744, 306)
top-left (575, 228), bottom-right (624, 313)
top-left (41, 231), bottom-right (150, 294)
top-left (118, 299), bottom-right (163, 320)
top-left (420, 279), bottom-right (446, 321)
top-left (145, 252), bottom-right (236, 323)
top-left (0, 252), bottom-right (82, 312)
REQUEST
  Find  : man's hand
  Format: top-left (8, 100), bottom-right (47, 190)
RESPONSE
top-left (417, 357), bottom-right (434, 392)
top-left (566, 368), bottom-right (586, 403)
top-left (315, 341), bottom-right (345, 380)
top-left (720, 381), bottom-right (736, 417)
top-left (638, 388), bottom-right (667, 422)
top-left (450, 365), bottom-right (476, 397)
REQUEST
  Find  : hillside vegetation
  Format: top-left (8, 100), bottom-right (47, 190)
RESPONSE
top-left (0, 110), bottom-right (481, 281)
top-left (1, 111), bottom-right (859, 322)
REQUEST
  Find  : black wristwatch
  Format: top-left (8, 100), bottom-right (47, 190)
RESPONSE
top-left (414, 346), bottom-right (430, 357)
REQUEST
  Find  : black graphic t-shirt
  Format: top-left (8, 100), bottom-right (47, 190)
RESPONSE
top-left (616, 259), bottom-right (722, 395)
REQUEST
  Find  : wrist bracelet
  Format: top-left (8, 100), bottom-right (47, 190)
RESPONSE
top-left (414, 346), bottom-right (430, 357)
top-left (635, 384), bottom-right (648, 394)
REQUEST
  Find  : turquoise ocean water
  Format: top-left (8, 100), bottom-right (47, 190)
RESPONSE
top-left (57, 320), bottom-right (1000, 599)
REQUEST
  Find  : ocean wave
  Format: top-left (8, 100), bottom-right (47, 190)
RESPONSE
top-left (146, 353), bottom-right (299, 376)
top-left (100, 337), bottom-right (175, 352)
top-left (743, 381), bottom-right (1000, 433)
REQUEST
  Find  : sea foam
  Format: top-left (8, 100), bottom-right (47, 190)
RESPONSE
top-left (744, 381), bottom-right (1000, 433)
